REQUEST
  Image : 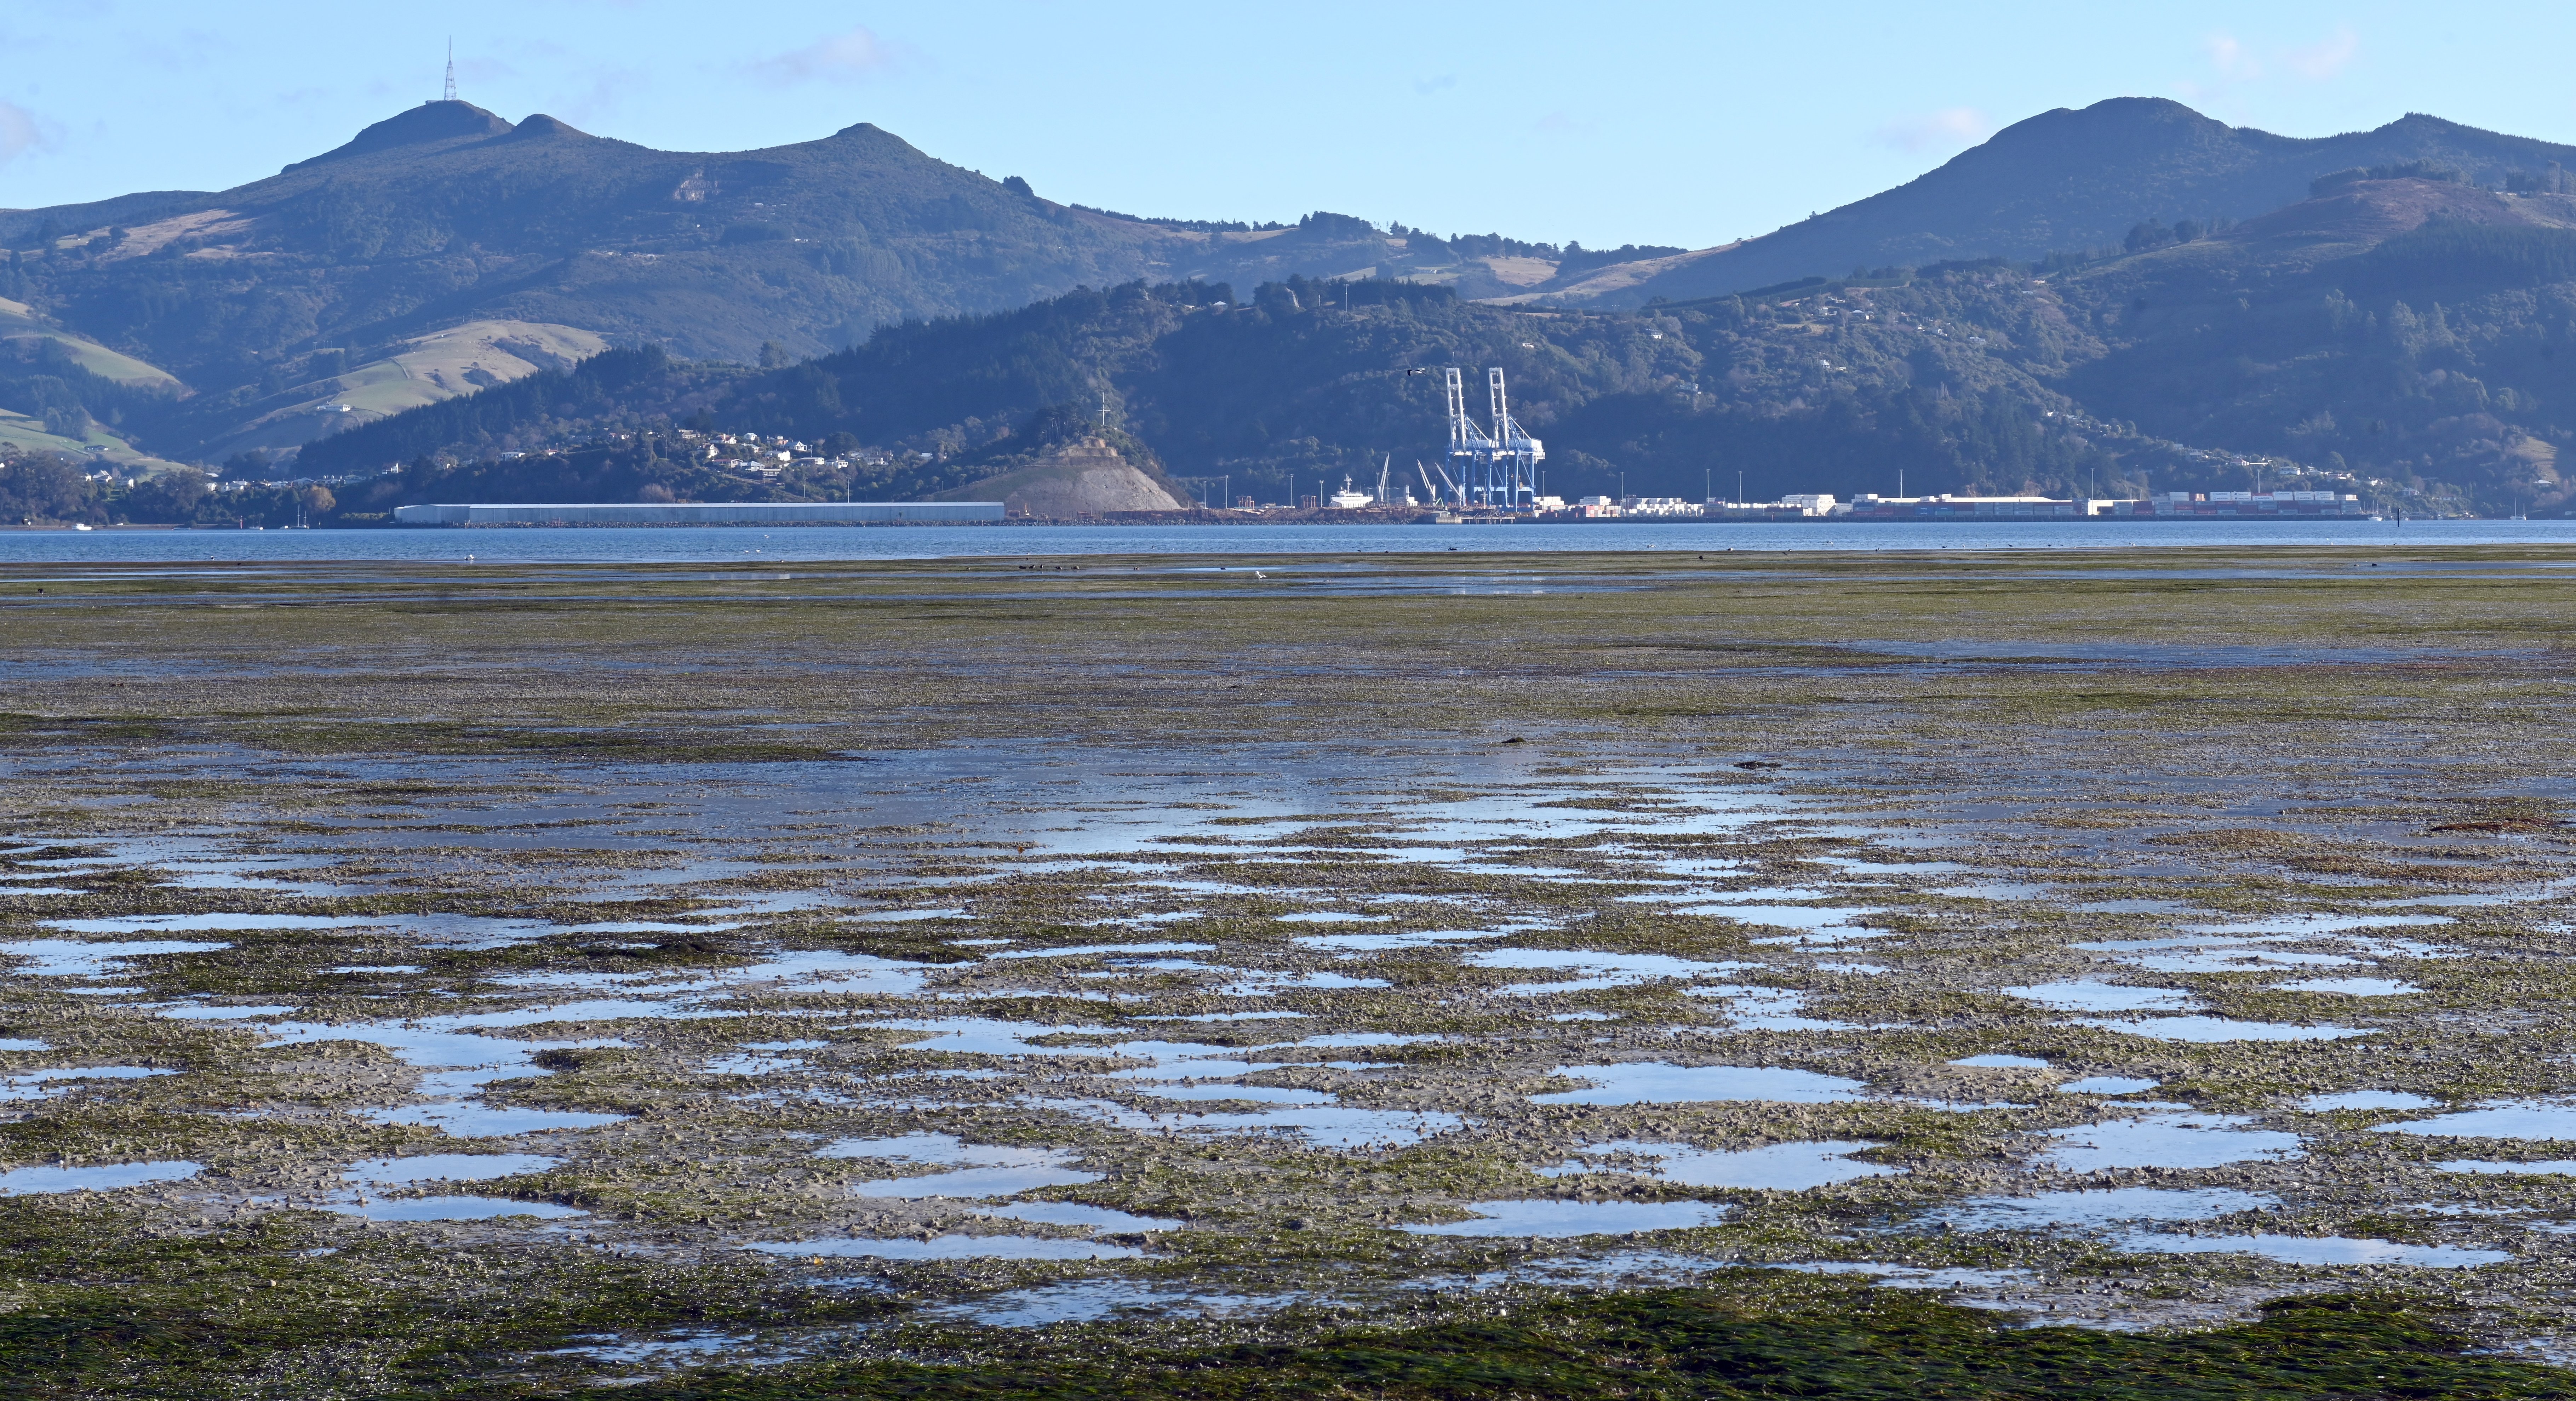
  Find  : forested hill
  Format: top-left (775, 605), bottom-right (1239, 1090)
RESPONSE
top-left (289, 269), bottom-right (2178, 514)
top-left (21, 96), bottom-right (2576, 516)
top-left (0, 102), bottom-right (1611, 463)
top-left (2053, 177), bottom-right (2576, 508)
top-left (287, 172), bottom-right (2576, 521)
top-left (1608, 99), bottom-right (2576, 307)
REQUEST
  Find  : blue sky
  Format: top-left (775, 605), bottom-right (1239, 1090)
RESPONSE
top-left (5, 1), bottom-right (2575, 249)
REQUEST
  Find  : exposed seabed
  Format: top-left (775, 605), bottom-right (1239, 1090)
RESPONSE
top-left (4, 545), bottom-right (2575, 1391)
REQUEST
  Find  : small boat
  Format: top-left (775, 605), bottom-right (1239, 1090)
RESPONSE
top-left (72, 523), bottom-right (92, 532)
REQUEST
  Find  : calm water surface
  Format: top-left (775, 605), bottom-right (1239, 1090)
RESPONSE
top-left (2, 519), bottom-right (2572, 565)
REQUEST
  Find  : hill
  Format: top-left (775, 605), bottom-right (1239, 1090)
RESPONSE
top-left (1597, 99), bottom-right (2576, 307)
top-left (2043, 176), bottom-right (2576, 514)
top-left (0, 296), bottom-right (194, 472)
top-left (0, 102), bottom-right (1617, 461)
top-left (291, 272), bottom-right (2133, 516)
top-left (19, 93), bottom-right (2576, 519)
top-left (301, 169), bottom-right (2576, 520)
top-left (926, 430), bottom-right (1191, 515)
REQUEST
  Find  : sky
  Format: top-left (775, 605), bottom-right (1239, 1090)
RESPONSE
top-left (6, 1), bottom-right (2576, 250)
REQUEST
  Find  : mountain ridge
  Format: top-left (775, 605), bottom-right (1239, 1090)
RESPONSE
top-left (1598, 98), bottom-right (2576, 305)
top-left (280, 171), bottom-right (2576, 524)
top-left (11, 92), bottom-right (2576, 503)
top-left (0, 101), bottom-right (1573, 459)
top-left (282, 99), bottom-right (521, 171)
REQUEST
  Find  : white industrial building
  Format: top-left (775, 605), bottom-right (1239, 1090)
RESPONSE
top-left (1622, 497), bottom-right (1705, 517)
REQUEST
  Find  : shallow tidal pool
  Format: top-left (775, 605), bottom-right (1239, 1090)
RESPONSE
top-left (5, 545), bottom-right (2576, 1390)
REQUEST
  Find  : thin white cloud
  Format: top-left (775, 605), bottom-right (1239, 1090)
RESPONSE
top-left (0, 101), bottom-right (48, 167)
top-left (2288, 26), bottom-right (2359, 80)
top-left (554, 65), bottom-right (651, 125)
top-left (754, 26), bottom-right (908, 85)
top-left (2190, 25), bottom-right (2357, 102)
top-left (2204, 32), bottom-right (2260, 80)
top-left (456, 56), bottom-right (521, 90)
top-left (1873, 106), bottom-right (1992, 154)
top-left (1413, 74), bottom-right (1456, 96)
top-left (123, 28), bottom-right (229, 74)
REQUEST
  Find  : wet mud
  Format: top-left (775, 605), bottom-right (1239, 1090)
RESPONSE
top-left (6, 545), bottom-right (2576, 1391)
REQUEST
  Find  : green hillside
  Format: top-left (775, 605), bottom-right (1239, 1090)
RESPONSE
top-left (0, 296), bottom-right (194, 473)
top-left (2043, 176), bottom-right (2576, 512)
top-left (204, 319), bottom-right (609, 457)
top-left (296, 171), bottom-right (2576, 518)
top-left (0, 408), bottom-right (182, 474)
top-left (18, 95), bottom-right (2576, 515)
top-left (1610, 98), bottom-right (2576, 307)
top-left (290, 272), bottom-right (2137, 512)
top-left (0, 296), bottom-right (183, 389)
top-left (0, 103), bottom-right (1613, 462)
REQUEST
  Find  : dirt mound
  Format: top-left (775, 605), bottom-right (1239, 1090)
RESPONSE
top-left (935, 438), bottom-right (1187, 516)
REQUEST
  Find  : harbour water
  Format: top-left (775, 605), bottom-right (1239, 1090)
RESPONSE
top-left (2, 517), bottom-right (2572, 564)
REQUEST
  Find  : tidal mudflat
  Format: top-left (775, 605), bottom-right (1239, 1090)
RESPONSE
top-left (5, 545), bottom-right (2576, 1395)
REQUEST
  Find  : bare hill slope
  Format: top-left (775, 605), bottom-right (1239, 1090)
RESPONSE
top-left (0, 103), bottom-right (1592, 458)
top-left (1600, 99), bottom-right (2576, 305)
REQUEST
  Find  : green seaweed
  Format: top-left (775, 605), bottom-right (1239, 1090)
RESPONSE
top-left (543, 1289), bottom-right (2561, 1400)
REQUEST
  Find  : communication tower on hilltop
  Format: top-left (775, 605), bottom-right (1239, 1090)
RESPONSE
top-left (1440, 366), bottom-right (1544, 510)
top-left (445, 39), bottom-right (458, 102)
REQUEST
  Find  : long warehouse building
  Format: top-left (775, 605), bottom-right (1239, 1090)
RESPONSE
top-left (393, 502), bottom-right (1004, 526)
